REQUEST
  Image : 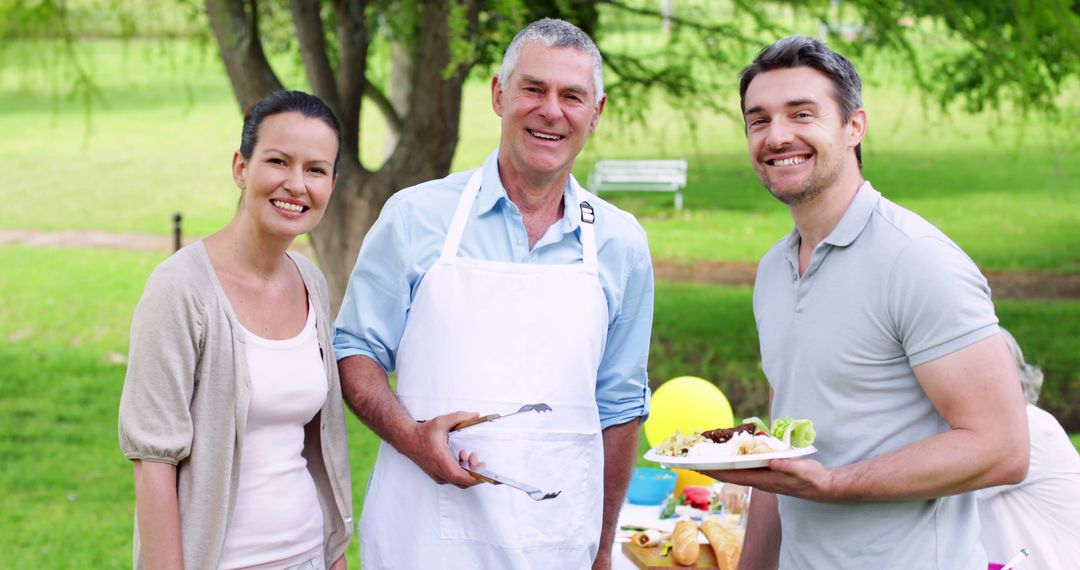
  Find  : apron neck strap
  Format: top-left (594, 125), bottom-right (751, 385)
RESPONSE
top-left (440, 168), bottom-right (484, 259)
top-left (440, 167), bottom-right (599, 272)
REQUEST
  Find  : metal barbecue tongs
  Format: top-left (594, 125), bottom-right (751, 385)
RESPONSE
top-left (449, 402), bottom-right (552, 432)
top-left (448, 403), bottom-right (561, 501)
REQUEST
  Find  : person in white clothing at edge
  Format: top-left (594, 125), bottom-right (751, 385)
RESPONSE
top-left (698, 36), bottom-right (1029, 570)
top-left (118, 91), bottom-right (353, 570)
top-left (332, 18), bottom-right (653, 570)
top-left (977, 328), bottom-right (1080, 570)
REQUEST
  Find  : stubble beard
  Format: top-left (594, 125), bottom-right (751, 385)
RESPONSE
top-left (759, 155), bottom-right (843, 207)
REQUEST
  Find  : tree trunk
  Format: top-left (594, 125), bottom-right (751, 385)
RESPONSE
top-left (382, 40), bottom-right (414, 163)
top-left (204, 0), bottom-right (282, 108)
top-left (206, 0), bottom-right (477, 313)
top-left (312, 0), bottom-right (476, 313)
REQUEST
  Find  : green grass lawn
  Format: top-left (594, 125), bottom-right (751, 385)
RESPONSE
top-left (0, 246), bottom-right (377, 567)
top-left (2, 246), bottom-right (1077, 566)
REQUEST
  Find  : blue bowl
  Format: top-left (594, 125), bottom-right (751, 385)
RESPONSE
top-left (627, 467), bottom-right (677, 505)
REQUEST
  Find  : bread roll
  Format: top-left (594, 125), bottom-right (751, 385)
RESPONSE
top-left (670, 520), bottom-right (700, 566)
top-left (700, 519), bottom-right (742, 570)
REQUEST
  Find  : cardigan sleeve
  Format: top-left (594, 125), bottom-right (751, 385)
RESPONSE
top-left (118, 261), bottom-right (204, 464)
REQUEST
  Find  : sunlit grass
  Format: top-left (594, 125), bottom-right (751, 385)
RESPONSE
top-left (2, 246), bottom-right (1076, 566)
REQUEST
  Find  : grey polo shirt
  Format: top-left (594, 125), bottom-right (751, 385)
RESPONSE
top-left (753, 182), bottom-right (999, 570)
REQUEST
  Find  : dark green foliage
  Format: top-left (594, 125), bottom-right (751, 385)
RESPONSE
top-left (5, 1), bottom-right (1078, 122)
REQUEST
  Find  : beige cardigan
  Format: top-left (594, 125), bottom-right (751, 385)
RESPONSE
top-left (118, 241), bottom-right (353, 569)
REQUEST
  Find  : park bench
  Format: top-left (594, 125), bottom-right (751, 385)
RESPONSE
top-left (587, 159), bottom-right (688, 211)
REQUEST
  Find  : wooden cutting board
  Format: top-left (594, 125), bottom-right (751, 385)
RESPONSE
top-left (621, 541), bottom-right (720, 569)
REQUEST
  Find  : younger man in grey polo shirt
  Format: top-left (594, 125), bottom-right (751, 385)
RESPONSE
top-left (701, 36), bottom-right (1030, 570)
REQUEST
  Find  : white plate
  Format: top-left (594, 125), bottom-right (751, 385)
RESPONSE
top-left (642, 445), bottom-right (818, 470)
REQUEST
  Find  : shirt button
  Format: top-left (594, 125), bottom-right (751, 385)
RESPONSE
top-left (344, 516), bottom-right (353, 524)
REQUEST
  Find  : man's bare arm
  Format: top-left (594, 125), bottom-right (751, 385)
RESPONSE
top-left (739, 489), bottom-right (780, 570)
top-left (591, 419), bottom-right (639, 570)
top-left (704, 334), bottom-right (1029, 501)
top-left (338, 355), bottom-right (478, 486)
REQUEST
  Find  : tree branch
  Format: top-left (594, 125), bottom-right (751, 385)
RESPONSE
top-left (597, 0), bottom-right (766, 43)
top-left (289, 0), bottom-right (342, 114)
top-left (334, 0), bottom-right (368, 160)
top-left (364, 77), bottom-right (403, 135)
top-left (204, 0), bottom-right (282, 110)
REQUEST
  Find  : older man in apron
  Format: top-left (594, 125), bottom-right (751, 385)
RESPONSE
top-left (333, 18), bottom-right (654, 570)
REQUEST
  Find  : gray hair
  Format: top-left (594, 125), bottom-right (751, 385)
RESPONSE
top-left (498, 18), bottom-right (605, 105)
top-left (739, 35), bottom-right (864, 167)
top-left (1000, 328), bottom-right (1044, 405)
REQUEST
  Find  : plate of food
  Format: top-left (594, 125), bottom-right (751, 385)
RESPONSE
top-left (644, 416), bottom-right (818, 471)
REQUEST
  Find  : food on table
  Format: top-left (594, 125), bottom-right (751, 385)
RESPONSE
top-left (701, 519), bottom-right (742, 570)
top-left (630, 528), bottom-right (670, 548)
top-left (671, 520), bottom-right (701, 566)
top-left (660, 485), bottom-right (723, 519)
top-left (681, 486), bottom-right (713, 511)
top-left (655, 416), bottom-right (816, 458)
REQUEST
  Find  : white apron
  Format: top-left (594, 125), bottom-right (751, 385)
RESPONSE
top-left (359, 168), bottom-right (609, 569)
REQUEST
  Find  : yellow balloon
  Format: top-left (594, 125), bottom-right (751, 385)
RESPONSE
top-left (644, 376), bottom-right (734, 447)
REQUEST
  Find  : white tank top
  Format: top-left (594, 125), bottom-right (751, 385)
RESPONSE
top-left (219, 303), bottom-right (327, 570)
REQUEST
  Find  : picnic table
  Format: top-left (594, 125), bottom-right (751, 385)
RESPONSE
top-left (613, 500), bottom-right (745, 570)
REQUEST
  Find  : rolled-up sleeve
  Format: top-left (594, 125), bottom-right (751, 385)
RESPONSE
top-left (118, 269), bottom-right (202, 464)
top-left (596, 236), bottom-right (654, 429)
top-left (333, 197), bottom-right (413, 372)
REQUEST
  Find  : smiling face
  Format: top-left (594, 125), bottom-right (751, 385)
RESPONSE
top-left (232, 111), bottom-right (339, 240)
top-left (743, 67), bottom-right (865, 206)
top-left (493, 42), bottom-right (605, 188)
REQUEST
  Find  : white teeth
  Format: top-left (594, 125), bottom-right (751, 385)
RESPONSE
top-left (773, 156), bottom-right (808, 166)
top-left (529, 129), bottom-right (562, 141)
top-left (272, 200), bottom-right (304, 213)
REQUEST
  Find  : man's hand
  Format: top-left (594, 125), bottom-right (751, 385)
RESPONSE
top-left (707, 334), bottom-right (1029, 505)
top-left (702, 458), bottom-right (838, 503)
top-left (339, 356), bottom-right (485, 488)
top-left (399, 410), bottom-right (483, 488)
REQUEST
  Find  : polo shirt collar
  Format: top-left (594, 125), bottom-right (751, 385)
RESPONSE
top-left (474, 148), bottom-right (580, 233)
top-left (822, 181), bottom-right (880, 248)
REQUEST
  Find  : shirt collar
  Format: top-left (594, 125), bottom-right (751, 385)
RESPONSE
top-left (475, 148), bottom-right (581, 233)
top-left (782, 180), bottom-right (878, 269)
top-left (822, 180), bottom-right (879, 248)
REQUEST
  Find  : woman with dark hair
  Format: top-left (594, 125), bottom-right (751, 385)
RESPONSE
top-left (119, 90), bottom-right (353, 569)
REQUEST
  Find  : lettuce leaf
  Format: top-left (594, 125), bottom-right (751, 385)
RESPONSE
top-left (742, 416), bottom-right (770, 434)
top-left (779, 418), bottom-right (816, 447)
top-left (742, 416), bottom-right (816, 448)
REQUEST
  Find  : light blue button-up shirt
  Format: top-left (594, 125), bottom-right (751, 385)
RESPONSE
top-left (333, 150), bottom-right (653, 428)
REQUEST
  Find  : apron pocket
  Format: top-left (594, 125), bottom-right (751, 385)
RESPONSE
top-left (438, 429), bottom-right (599, 550)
